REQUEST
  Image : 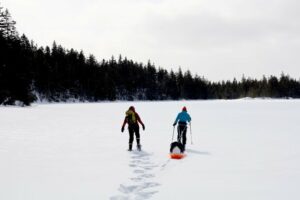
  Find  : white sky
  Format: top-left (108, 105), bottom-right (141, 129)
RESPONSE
top-left (2, 0), bottom-right (300, 81)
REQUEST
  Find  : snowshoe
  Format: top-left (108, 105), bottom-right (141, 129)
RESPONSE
top-left (137, 145), bottom-right (142, 151)
top-left (128, 144), bottom-right (132, 151)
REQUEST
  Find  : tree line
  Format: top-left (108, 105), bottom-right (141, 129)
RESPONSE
top-left (1, 5), bottom-right (300, 106)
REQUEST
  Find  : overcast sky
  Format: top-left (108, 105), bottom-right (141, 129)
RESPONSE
top-left (2, 0), bottom-right (300, 81)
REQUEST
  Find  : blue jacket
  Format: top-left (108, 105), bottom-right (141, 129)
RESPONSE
top-left (174, 111), bottom-right (191, 124)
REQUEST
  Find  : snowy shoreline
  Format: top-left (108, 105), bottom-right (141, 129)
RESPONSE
top-left (1, 97), bottom-right (300, 108)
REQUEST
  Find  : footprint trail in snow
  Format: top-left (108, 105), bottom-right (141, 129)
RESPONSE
top-left (110, 150), bottom-right (160, 200)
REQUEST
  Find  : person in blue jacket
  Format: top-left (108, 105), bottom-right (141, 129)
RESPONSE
top-left (173, 106), bottom-right (191, 151)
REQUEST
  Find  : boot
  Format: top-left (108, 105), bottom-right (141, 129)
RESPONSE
top-left (137, 144), bottom-right (142, 151)
top-left (128, 144), bottom-right (132, 151)
top-left (137, 138), bottom-right (141, 151)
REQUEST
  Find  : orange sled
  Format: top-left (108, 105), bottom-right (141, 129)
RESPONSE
top-left (170, 153), bottom-right (185, 159)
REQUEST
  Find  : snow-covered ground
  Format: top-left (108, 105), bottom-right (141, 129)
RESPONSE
top-left (1, 100), bottom-right (300, 200)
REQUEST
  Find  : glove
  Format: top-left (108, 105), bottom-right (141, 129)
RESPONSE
top-left (121, 126), bottom-right (124, 132)
top-left (173, 123), bottom-right (176, 126)
top-left (142, 124), bottom-right (145, 130)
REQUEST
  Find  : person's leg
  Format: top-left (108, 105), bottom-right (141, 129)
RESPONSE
top-left (134, 125), bottom-right (141, 150)
top-left (128, 126), bottom-right (134, 151)
top-left (178, 125), bottom-right (186, 143)
top-left (177, 125), bottom-right (182, 143)
top-left (182, 126), bottom-right (187, 151)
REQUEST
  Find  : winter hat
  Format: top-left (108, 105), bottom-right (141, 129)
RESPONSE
top-left (129, 106), bottom-right (135, 112)
top-left (182, 106), bottom-right (187, 111)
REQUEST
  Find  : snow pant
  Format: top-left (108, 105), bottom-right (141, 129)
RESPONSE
top-left (128, 124), bottom-right (140, 146)
top-left (177, 122), bottom-right (187, 146)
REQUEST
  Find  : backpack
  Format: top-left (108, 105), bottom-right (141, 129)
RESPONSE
top-left (126, 110), bottom-right (137, 125)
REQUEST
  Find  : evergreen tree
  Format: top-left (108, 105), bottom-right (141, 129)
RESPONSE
top-left (0, 4), bottom-right (5, 35)
top-left (0, 9), bottom-right (17, 39)
top-left (166, 70), bottom-right (180, 99)
top-left (145, 61), bottom-right (157, 100)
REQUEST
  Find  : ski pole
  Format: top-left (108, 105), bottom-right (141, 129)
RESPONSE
top-left (172, 125), bottom-right (175, 142)
top-left (190, 122), bottom-right (193, 145)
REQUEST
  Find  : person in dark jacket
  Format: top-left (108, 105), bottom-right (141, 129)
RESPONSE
top-left (173, 106), bottom-right (191, 151)
top-left (121, 106), bottom-right (145, 151)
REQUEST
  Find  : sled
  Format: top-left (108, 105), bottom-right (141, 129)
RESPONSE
top-left (170, 153), bottom-right (185, 159)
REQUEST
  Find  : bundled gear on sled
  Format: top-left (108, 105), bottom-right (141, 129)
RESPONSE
top-left (170, 141), bottom-right (184, 153)
top-left (121, 106), bottom-right (145, 151)
top-left (170, 141), bottom-right (185, 159)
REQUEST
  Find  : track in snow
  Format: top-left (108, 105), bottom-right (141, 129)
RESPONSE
top-left (110, 151), bottom-right (160, 200)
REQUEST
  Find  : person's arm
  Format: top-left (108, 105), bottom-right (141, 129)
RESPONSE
top-left (173, 114), bottom-right (179, 126)
top-left (136, 113), bottom-right (145, 130)
top-left (188, 113), bottom-right (191, 123)
top-left (121, 117), bottom-right (127, 132)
